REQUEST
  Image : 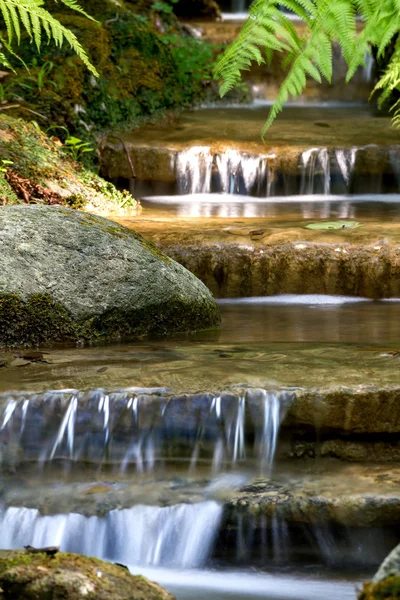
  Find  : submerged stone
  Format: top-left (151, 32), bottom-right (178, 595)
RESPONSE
top-left (0, 206), bottom-right (220, 347)
top-left (0, 550), bottom-right (175, 599)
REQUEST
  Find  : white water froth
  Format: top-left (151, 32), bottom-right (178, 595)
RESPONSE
top-left (217, 294), bottom-right (372, 306)
top-left (0, 502), bottom-right (223, 569)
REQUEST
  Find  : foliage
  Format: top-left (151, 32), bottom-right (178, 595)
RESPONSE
top-left (63, 135), bottom-right (93, 160)
top-left (214, 0), bottom-right (400, 135)
top-left (0, 114), bottom-right (139, 210)
top-left (151, 0), bottom-right (178, 14)
top-left (1, 1), bottom-right (217, 140)
top-left (0, 0), bottom-right (97, 74)
top-left (160, 32), bottom-right (216, 91)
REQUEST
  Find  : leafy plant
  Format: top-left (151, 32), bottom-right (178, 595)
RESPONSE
top-left (0, 158), bottom-right (13, 172)
top-left (0, 0), bottom-right (98, 74)
top-left (151, 0), bottom-right (178, 14)
top-left (214, 0), bottom-right (400, 135)
top-left (63, 135), bottom-right (93, 160)
top-left (161, 33), bottom-right (216, 91)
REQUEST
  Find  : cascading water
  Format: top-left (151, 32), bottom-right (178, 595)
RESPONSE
top-left (0, 388), bottom-right (293, 472)
top-left (174, 148), bottom-right (276, 196)
top-left (0, 387), bottom-right (293, 573)
top-left (0, 502), bottom-right (223, 568)
top-left (300, 148), bottom-right (330, 195)
top-left (169, 145), bottom-right (394, 197)
top-left (175, 147), bottom-right (213, 194)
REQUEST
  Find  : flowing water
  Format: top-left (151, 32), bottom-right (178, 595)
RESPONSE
top-left (2, 39), bottom-right (400, 599)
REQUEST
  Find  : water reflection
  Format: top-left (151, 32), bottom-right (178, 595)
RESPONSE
top-left (141, 193), bottom-right (400, 220)
top-left (217, 297), bottom-right (400, 343)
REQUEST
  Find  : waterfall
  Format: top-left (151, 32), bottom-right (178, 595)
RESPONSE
top-left (0, 501), bottom-right (223, 569)
top-left (0, 388), bottom-right (293, 473)
top-left (300, 148), bottom-right (330, 195)
top-left (174, 148), bottom-right (275, 196)
top-left (227, 511), bottom-right (395, 568)
top-left (335, 148), bottom-right (358, 186)
top-left (175, 146), bottom-right (213, 194)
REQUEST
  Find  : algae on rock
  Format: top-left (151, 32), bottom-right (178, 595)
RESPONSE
top-left (0, 550), bottom-right (175, 599)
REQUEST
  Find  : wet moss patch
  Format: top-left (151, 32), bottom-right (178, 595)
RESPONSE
top-left (358, 576), bottom-right (400, 599)
top-left (0, 550), bottom-right (175, 599)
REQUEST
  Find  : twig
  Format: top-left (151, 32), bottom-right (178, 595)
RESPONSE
top-left (0, 104), bottom-right (48, 120)
top-left (107, 134), bottom-right (136, 179)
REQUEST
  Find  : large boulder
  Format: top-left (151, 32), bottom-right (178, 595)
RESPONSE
top-left (0, 206), bottom-right (220, 346)
top-left (0, 550), bottom-right (175, 599)
top-left (358, 543), bottom-right (400, 599)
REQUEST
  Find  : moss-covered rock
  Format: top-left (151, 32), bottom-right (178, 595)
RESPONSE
top-left (358, 543), bottom-right (400, 599)
top-left (0, 205), bottom-right (220, 347)
top-left (0, 550), bottom-right (175, 599)
top-left (0, 114), bottom-right (138, 212)
top-left (359, 577), bottom-right (400, 599)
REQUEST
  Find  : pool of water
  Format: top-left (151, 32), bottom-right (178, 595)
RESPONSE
top-left (1, 296), bottom-right (400, 393)
top-left (139, 194), bottom-right (400, 220)
top-left (132, 567), bottom-right (361, 600)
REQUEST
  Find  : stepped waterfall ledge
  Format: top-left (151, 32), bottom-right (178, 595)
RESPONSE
top-left (0, 388), bottom-right (291, 473)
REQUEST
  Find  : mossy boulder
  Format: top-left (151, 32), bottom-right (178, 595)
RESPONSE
top-left (359, 543), bottom-right (400, 599)
top-left (0, 205), bottom-right (220, 347)
top-left (0, 550), bottom-right (175, 599)
top-left (0, 115), bottom-right (138, 212)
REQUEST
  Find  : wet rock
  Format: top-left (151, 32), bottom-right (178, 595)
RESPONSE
top-left (163, 243), bottom-right (400, 299)
top-left (0, 206), bottom-right (220, 347)
top-left (287, 386), bottom-right (400, 434)
top-left (0, 550), bottom-right (175, 599)
top-left (373, 543), bottom-right (400, 583)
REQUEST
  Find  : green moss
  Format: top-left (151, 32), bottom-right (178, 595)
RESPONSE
top-left (0, 293), bottom-right (91, 347)
top-left (0, 172), bottom-right (20, 205)
top-left (2, 0), bottom-right (217, 139)
top-left (0, 289), bottom-right (220, 349)
top-left (0, 550), bottom-right (173, 599)
top-left (358, 576), bottom-right (400, 599)
top-left (0, 114), bottom-right (139, 210)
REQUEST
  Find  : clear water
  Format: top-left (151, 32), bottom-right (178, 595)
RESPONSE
top-left (140, 193), bottom-right (400, 219)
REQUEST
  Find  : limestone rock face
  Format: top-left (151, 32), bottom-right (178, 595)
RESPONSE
top-left (0, 206), bottom-right (220, 346)
top-left (0, 550), bottom-right (175, 599)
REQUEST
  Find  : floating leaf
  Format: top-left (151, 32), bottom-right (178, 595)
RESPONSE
top-left (305, 221), bottom-right (361, 230)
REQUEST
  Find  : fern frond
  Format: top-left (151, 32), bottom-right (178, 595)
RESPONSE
top-left (0, 0), bottom-right (98, 75)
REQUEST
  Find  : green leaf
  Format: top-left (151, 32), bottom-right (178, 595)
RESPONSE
top-left (305, 221), bottom-right (361, 230)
